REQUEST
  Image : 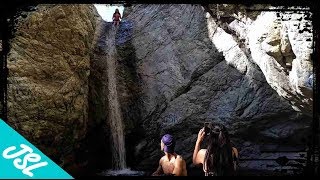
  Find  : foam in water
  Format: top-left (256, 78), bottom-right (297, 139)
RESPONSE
top-left (99, 168), bottom-right (145, 176)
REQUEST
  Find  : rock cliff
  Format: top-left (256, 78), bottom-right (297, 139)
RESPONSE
top-left (6, 4), bottom-right (313, 176)
top-left (117, 4), bottom-right (312, 174)
top-left (7, 4), bottom-right (99, 173)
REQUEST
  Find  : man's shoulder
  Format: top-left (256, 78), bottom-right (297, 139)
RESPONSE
top-left (159, 156), bottom-right (166, 163)
top-left (176, 155), bottom-right (183, 159)
top-left (174, 155), bottom-right (186, 168)
top-left (176, 155), bottom-right (185, 162)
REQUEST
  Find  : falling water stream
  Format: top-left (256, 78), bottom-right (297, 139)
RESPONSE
top-left (106, 25), bottom-right (127, 170)
top-left (98, 23), bottom-right (144, 176)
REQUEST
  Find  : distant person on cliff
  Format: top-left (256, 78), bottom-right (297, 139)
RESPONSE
top-left (193, 123), bottom-right (239, 176)
top-left (151, 134), bottom-right (187, 176)
top-left (112, 8), bottom-right (121, 26)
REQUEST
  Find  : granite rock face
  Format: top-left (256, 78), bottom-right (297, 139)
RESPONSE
top-left (6, 3), bottom-right (313, 176)
top-left (7, 4), bottom-right (98, 170)
top-left (207, 4), bottom-right (313, 114)
top-left (248, 11), bottom-right (313, 114)
top-left (117, 4), bottom-right (312, 173)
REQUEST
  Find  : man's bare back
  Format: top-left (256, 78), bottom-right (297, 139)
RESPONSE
top-left (153, 154), bottom-right (187, 176)
top-left (152, 134), bottom-right (187, 176)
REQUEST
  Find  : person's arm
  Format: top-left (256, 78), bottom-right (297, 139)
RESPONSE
top-left (151, 159), bottom-right (164, 176)
top-left (193, 128), bottom-right (206, 165)
top-left (232, 147), bottom-right (239, 171)
top-left (172, 156), bottom-right (187, 176)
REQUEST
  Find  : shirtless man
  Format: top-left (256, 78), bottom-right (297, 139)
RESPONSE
top-left (151, 134), bottom-right (187, 176)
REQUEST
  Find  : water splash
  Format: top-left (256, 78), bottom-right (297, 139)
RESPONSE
top-left (99, 168), bottom-right (145, 176)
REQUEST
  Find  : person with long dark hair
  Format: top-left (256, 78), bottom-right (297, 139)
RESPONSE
top-left (112, 8), bottom-right (121, 26)
top-left (192, 123), bottom-right (239, 176)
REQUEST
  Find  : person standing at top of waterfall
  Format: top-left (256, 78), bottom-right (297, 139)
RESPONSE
top-left (112, 8), bottom-right (121, 26)
top-left (151, 134), bottom-right (187, 176)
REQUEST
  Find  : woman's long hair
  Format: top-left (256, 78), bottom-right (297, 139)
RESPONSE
top-left (203, 123), bottom-right (234, 176)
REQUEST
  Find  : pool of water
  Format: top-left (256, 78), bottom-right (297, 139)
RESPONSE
top-left (98, 168), bottom-right (146, 176)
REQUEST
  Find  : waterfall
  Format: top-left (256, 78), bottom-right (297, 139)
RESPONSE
top-left (105, 25), bottom-right (126, 170)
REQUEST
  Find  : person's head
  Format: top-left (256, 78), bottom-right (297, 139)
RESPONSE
top-left (115, 9), bottom-right (119, 13)
top-left (204, 123), bottom-right (234, 176)
top-left (161, 134), bottom-right (176, 154)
